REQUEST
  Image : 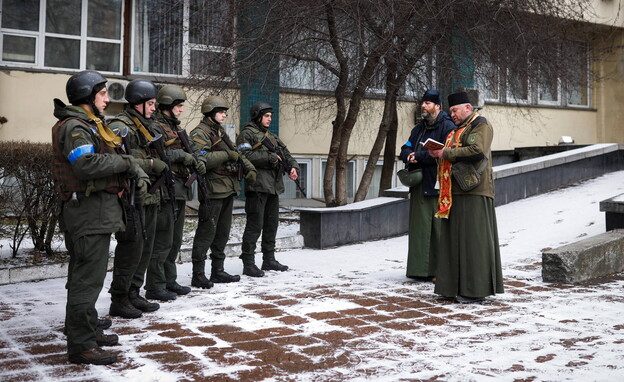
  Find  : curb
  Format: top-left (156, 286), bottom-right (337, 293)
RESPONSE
top-left (0, 234), bottom-right (305, 285)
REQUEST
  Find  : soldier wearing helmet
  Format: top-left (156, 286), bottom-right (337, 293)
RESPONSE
top-left (148, 85), bottom-right (203, 297)
top-left (189, 96), bottom-right (257, 287)
top-left (107, 80), bottom-right (169, 317)
top-left (236, 101), bottom-right (299, 276)
top-left (52, 71), bottom-right (148, 365)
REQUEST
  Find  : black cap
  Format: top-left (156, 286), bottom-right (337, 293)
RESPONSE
top-left (448, 92), bottom-right (471, 107)
top-left (421, 89), bottom-right (441, 104)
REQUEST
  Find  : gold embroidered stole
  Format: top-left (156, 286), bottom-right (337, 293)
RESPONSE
top-left (435, 112), bottom-right (479, 218)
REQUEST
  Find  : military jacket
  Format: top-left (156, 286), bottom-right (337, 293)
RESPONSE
top-left (442, 112), bottom-right (495, 199)
top-left (191, 116), bottom-right (255, 199)
top-left (236, 121), bottom-right (298, 195)
top-left (51, 99), bottom-right (128, 239)
top-left (152, 110), bottom-right (198, 201)
top-left (109, 108), bottom-right (161, 205)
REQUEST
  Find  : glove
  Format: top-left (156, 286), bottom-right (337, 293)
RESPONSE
top-left (245, 170), bottom-right (257, 185)
top-left (151, 158), bottom-right (168, 174)
top-left (227, 150), bottom-right (239, 162)
top-left (268, 153), bottom-right (279, 167)
top-left (182, 152), bottom-right (195, 166)
top-left (125, 156), bottom-right (142, 178)
top-left (136, 177), bottom-right (149, 196)
top-left (195, 159), bottom-right (207, 175)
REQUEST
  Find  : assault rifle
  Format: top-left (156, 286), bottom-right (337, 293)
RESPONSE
top-left (117, 126), bottom-right (146, 240)
top-left (221, 132), bottom-right (251, 181)
top-left (259, 135), bottom-right (306, 198)
top-left (149, 133), bottom-right (178, 220)
top-left (177, 128), bottom-right (210, 204)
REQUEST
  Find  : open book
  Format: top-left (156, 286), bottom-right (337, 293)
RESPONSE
top-left (420, 138), bottom-right (445, 150)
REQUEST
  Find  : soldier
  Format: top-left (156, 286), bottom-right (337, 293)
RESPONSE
top-left (236, 102), bottom-right (299, 276)
top-left (108, 80), bottom-right (165, 316)
top-left (52, 70), bottom-right (148, 364)
top-left (147, 85), bottom-right (202, 299)
top-left (190, 96), bottom-right (257, 287)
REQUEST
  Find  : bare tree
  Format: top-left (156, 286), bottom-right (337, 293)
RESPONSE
top-left (174, 0), bottom-right (611, 205)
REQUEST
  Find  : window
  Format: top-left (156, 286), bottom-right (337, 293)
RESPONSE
top-left (282, 159), bottom-right (310, 199)
top-left (475, 60), bottom-right (500, 102)
top-left (566, 43), bottom-right (590, 107)
top-left (132, 0), bottom-right (233, 78)
top-left (365, 161), bottom-right (388, 200)
top-left (321, 160), bottom-right (355, 199)
top-left (537, 66), bottom-right (560, 105)
top-left (0, 0), bottom-right (123, 72)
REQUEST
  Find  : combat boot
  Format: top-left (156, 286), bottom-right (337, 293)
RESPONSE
top-left (109, 295), bottom-right (142, 319)
top-left (191, 272), bottom-right (214, 289)
top-left (128, 288), bottom-right (160, 312)
top-left (95, 331), bottom-right (118, 347)
top-left (210, 268), bottom-right (241, 283)
top-left (242, 264), bottom-right (265, 278)
top-left (145, 289), bottom-right (177, 301)
top-left (68, 347), bottom-right (117, 365)
top-left (166, 282), bottom-right (191, 295)
top-left (261, 259), bottom-right (289, 272)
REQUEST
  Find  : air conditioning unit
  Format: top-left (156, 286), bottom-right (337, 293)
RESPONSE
top-left (106, 80), bottom-right (128, 103)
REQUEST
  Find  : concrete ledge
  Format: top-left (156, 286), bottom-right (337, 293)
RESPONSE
top-left (0, 235), bottom-right (304, 285)
top-left (600, 193), bottom-right (624, 231)
top-left (298, 197), bottom-right (409, 249)
top-left (542, 229), bottom-right (624, 283)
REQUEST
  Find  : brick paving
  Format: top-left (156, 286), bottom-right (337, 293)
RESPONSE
top-left (0, 250), bottom-right (623, 381)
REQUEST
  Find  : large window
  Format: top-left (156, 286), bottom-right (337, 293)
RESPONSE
top-left (282, 159), bottom-right (310, 199)
top-left (321, 160), bottom-right (355, 199)
top-left (132, 0), bottom-right (233, 78)
top-left (0, 0), bottom-right (123, 72)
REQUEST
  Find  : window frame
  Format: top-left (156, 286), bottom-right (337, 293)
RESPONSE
top-left (0, 0), bottom-right (124, 73)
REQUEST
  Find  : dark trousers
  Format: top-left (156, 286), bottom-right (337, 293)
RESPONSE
top-left (241, 192), bottom-right (279, 263)
top-left (65, 233), bottom-right (111, 355)
top-left (110, 203), bottom-right (144, 296)
top-left (191, 195), bottom-right (234, 273)
top-left (130, 203), bottom-right (158, 290)
top-left (146, 199), bottom-right (185, 290)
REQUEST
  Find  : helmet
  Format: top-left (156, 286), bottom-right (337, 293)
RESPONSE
top-left (66, 70), bottom-right (107, 105)
top-left (125, 80), bottom-right (158, 105)
top-left (201, 96), bottom-right (229, 114)
top-left (157, 85), bottom-right (187, 106)
top-left (250, 101), bottom-right (273, 120)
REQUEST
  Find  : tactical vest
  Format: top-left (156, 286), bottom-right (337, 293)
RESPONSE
top-left (155, 118), bottom-right (189, 177)
top-left (52, 118), bottom-right (124, 201)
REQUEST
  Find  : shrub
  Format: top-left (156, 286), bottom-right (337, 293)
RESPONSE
top-left (0, 141), bottom-right (58, 257)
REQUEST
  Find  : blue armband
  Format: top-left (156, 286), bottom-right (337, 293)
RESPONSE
top-left (68, 144), bottom-right (95, 163)
top-left (404, 141), bottom-right (413, 148)
top-left (237, 143), bottom-right (252, 150)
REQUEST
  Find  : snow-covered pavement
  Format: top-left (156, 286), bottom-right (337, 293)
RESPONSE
top-left (1, 171), bottom-right (623, 381)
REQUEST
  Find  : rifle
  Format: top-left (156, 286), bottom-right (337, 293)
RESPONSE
top-left (117, 126), bottom-right (146, 240)
top-left (221, 132), bottom-right (251, 181)
top-left (176, 128), bottom-right (210, 204)
top-left (259, 135), bottom-right (307, 198)
top-left (149, 133), bottom-right (178, 220)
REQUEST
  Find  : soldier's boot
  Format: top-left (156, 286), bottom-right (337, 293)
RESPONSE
top-left (210, 267), bottom-right (241, 283)
top-left (191, 272), bottom-right (214, 289)
top-left (109, 295), bottom-right (142, 319)
top-left (242, 264), bottom-right (265, 278)
top-left (68, 347), bottom-right (117, 365)
top-left (95, 331), bottom-right (119, 347)
top-left (63, 317), bottom-right (111, 336)
top-left (145, 289), bottom-right (177, 301)
top-left (261, 253), bottom-right (289, 272)
top-left (166, 282), bottom-right (191, 295)
top-left (128, 287), bottom-right (160, 312)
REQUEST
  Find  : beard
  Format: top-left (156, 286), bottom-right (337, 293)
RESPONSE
top-left (421, 111), bottom-right (435, 121)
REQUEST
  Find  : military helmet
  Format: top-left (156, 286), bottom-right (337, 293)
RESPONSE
top-left (157, 85), bottom-right (187, 106)
top-left (201, 96), bottom-right (229, 114)
top-left (125, 80), bottom-right (158, 105)
top-left (66, 70), bottom-right (107, 105)
top-left (250, 101), bottom-right (273, 120)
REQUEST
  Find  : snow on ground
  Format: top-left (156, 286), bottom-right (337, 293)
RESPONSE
top-left (0, 171), bottom-right (623, 381)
